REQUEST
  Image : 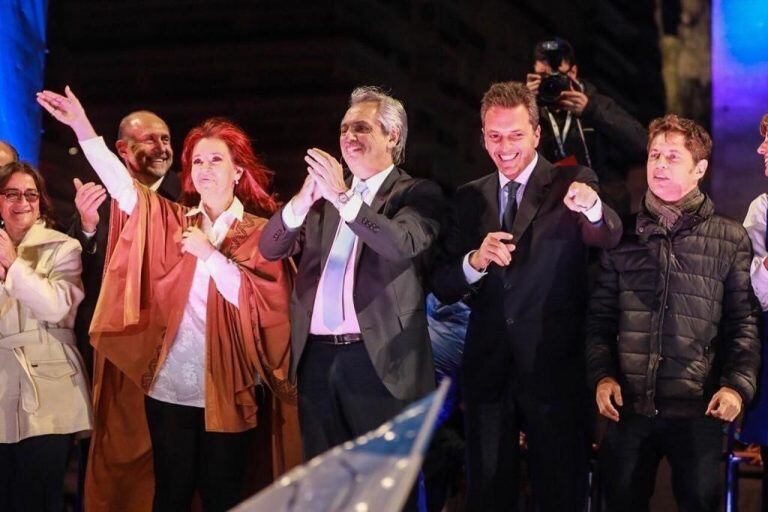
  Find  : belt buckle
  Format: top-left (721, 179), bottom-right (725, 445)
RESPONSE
top-left (335, 335), bottom-right (353, 345)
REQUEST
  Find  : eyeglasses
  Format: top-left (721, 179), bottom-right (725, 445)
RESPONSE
top-left (1, 189), bottom-right (40, 203)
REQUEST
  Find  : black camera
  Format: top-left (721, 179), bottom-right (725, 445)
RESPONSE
top-left (536, 39), bottom-right (574, 106)
top-left (538, 73), bottom-right (571, 106)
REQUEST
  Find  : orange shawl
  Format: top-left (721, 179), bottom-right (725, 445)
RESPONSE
top-left (84, 185), bottom-right (300, 512)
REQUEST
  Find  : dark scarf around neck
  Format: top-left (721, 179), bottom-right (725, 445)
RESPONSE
top-left (644, 187), bottom-right (705, 231)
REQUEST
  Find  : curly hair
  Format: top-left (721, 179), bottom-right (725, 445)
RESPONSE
top-left (648, 114), bottom-right (712, 162)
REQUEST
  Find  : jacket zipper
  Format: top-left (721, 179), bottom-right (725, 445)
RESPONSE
top-left (648, 235), bottom-right (673, 416)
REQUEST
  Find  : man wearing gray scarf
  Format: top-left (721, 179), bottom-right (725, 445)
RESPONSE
top-left (585, 114), bottom-right (761, 512)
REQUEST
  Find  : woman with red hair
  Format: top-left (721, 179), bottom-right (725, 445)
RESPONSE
top-left (38, 88), bottom-right (299, 512)
top-left (179, 117), bottom-right (277, 217)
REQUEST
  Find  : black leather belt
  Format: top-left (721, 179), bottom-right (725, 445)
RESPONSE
top-left (307, 333), bottom-right (364, 345)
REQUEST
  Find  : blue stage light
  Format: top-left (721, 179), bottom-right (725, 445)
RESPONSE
top-left (720, 0), bottom-right (768, 65)
top-left (0, 1), bottom-right (48, 165)
top-left (711, 0), bottom-right (768, 220)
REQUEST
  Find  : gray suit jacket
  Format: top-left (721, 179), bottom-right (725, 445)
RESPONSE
top-left (259, 167), bottom-right (445, 400)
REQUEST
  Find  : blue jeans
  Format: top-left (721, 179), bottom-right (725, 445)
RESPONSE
top-left (426, 293), bottom-right (469, 426)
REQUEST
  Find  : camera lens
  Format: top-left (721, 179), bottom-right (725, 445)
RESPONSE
top-left (538, 73), bottom-right (571, 106)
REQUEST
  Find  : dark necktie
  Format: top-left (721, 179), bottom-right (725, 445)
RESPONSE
top-left (502, 181), bottom-right (521, 232)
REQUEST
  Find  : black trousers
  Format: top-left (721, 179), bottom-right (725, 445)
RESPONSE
top-left (463, 380), bottom-right (589, 512)
top-left (600, 414), bottom-right (724, 512)
top-left (298, 340), bottom-right (420, 510)
top-left (0, 433), bottom-right (73, 512)
top-left (144, 397), bottom-right (252, 512)
top-left (297, 340), bottom-right (411, 460)
top-left (76, 438), bottom-right (89, 512)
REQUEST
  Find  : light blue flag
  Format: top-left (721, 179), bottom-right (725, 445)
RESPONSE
top-left (232, 379), bottom-right (450, 512)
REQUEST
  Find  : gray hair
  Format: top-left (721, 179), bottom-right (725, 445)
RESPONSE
top-left (349, 86), bottom-right (408, 165)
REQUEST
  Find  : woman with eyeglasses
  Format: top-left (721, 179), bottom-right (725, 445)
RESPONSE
top-left (38, 87), bottom-right (299, 512)
top-left (0, 161), bottom-right (92, 512)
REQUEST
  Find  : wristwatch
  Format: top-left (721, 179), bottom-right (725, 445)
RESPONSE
top-left (336, 192), bottom-right (350, 210)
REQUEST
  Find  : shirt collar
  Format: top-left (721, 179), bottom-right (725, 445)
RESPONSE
top-left (149, 176), bottom-right (165, 192)
top-left (17, 220), bottom-right (71, 248)
top-left (186, 196), bottom-right (245, 223)
top-left (351, 164), bottom-right (395, 197)
top-left (498, 152), bottom-right (538, 189)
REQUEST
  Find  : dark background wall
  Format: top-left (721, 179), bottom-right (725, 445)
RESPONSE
top-left (40, 0), bottom-right (664, 224)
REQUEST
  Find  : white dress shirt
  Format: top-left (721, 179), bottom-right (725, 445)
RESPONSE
top-left (283, 165), bottom-right (394, 334)
top-left (150, 199), bottom-right (243, 407)
top-left (744, 193), bottom-right (768, 310)
top-left (80, 136), bottom-right (243, 407)
top-left (462, 153), bottom-right (603, 284)
top-left (81, 175), bottom-right (164, 240)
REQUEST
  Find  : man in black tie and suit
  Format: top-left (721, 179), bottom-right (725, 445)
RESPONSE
top-left (259, 86), bottom-right (445, 463)
top-left (433, 82), bottom-right (623, 511)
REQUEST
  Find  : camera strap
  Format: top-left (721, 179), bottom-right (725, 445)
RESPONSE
top-left (544, 108), bottom-right (573, 160)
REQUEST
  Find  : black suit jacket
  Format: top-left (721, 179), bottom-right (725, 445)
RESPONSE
top-left (68, 171), bottom-right (181, 374)
top-left (432, 155), bottom-right (622, 400)
top-left (259, 167), bottom-right (445, 401)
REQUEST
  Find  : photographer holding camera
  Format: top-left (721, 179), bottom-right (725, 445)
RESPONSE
top-left (526, 38), bottom-right (647, 212)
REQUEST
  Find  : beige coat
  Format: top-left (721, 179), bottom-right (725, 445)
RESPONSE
top-left (0, 221), bottom-right (92, 443)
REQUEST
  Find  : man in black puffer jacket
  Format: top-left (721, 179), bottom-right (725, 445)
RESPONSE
top-left (586, 114), bottom-right (761, 512)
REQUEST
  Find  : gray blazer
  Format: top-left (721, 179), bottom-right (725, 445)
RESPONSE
top-left (259, 167), bottom-right (445, 401)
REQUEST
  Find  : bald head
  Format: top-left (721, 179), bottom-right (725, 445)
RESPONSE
top-left (115, 111), bottom-right (174, 185)
top-left (117, 111), bottom-right (168, 141)
top-left (0, 141), bottom-right (19, 166)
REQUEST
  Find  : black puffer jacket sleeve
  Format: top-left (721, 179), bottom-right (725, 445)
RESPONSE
top-left (585, 247), bottom-right (621, 388)
top-left (719, 230), bottom-right (762, 405)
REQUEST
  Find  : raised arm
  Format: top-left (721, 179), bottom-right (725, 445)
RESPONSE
top-left (259, 174), bottom-right (319, 261)
top-left (566, 167), bottom-right (623, 249)
top-left (37, 87), bottom-right (137, 214)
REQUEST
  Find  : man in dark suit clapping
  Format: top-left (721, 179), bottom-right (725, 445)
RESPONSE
top-left (259, 86), bottom-right (445, 462)
top-left (432, 81), bottom-right (622, 511)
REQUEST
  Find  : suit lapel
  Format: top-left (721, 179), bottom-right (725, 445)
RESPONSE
top-left (511, 155), bottom-right (553, 241)
top-left (158, 169), bottom-right (181, 201)
top-left (353, 167), bottom-right (401, 266)
top-left (479, 173), bottom-right (501, 232)
top-left (369, 167), bottom-right (399, 214)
